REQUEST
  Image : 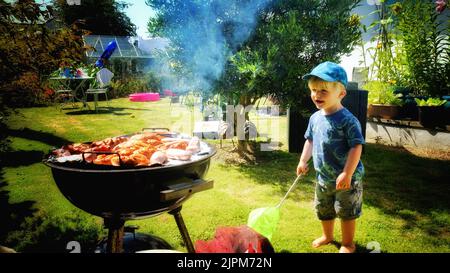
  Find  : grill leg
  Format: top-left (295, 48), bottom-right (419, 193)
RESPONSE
top-left (169, 206), bottom-right (195, 253)
top-left (104, 218), bottom-right (125, 253)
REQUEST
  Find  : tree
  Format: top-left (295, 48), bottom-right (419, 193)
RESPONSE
top-left (147, 0), bottom-right (362, 154)
top-left (52, 0), bottom-right (136, 36)
top-left (0, 0), bottom-right (87, 107)
top-left (230, 0), bottom-right (361, 109)
top-left (217, 0), bottom-right (362, 153)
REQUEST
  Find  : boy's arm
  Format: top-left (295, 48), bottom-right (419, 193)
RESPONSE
top-left (336, 144), bottom-right (363, 190)
top-left (297, 139), bottom-right (313, 176)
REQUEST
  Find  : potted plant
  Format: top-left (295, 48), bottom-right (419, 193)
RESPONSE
top-left (392, 86), bottom-right (420, 120)
top-left (364, 81), bottom-right (404, 119)
top-left (415, 98), bottom-right (447, 128)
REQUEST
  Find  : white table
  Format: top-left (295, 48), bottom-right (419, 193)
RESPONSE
top-left (49, 76), bottom-right (94, 108)
top-left (193, 121), bottom-right (221, 139)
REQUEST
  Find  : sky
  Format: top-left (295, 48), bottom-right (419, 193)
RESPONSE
top-left (30, 0), bottom-right (155, 38)
top-left (122, 1), bottom-right (156, 38)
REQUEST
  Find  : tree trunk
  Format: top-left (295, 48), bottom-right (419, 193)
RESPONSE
top-left (237, 111), bottom-right (250, 154)
top-left (237, 95), bottom-right (251, 155)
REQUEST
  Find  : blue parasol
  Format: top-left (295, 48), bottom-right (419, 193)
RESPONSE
top-left (95, 40), bottom-right (117, 68)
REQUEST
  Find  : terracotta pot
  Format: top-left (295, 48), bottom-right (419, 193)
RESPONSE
top-left (368, 104), bottom-right (401, 119)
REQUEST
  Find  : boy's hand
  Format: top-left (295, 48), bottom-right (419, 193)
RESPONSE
top-left (336, 172), bottom-right (351, 190)
top-left (297, 161), bottom-right (309, 176)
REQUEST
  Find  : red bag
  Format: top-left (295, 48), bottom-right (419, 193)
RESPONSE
top-left (195, 225), bottom-right (274, 253)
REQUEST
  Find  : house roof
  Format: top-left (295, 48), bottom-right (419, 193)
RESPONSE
top-left (83, 35), bottom-right (154, 59)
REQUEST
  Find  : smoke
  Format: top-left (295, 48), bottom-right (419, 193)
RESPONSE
top-left (148, 0), bottom-right (273, 93)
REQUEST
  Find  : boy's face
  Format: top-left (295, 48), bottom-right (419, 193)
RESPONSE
top-left (309, 81), bottom-right (346, 111)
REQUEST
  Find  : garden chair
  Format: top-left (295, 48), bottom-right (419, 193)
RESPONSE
top-left (85, 68), bottom-right (114, 112)
top-left (218, 121), bottom-right (258, 149)
top-left (218, 120), bottom-right (235, 149)
top-left (55, 88), bottom-right (76, 110)
top-left (52, 74), bottom-right (79, 110)
top-left (169, 94), bottom-right (180, 106)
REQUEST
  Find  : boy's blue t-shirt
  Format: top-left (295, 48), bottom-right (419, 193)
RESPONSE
top-left (304, 107), bottom-right (365, 184)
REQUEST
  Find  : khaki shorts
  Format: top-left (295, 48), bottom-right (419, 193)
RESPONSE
top-left (314, 180), bottom-right (363, 221)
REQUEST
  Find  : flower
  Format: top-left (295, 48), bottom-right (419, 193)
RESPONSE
top-left (348, 14), bottom-right (361, 27)
top-left (391, 2), bottom-right (402, 15)
top-left (388, 79), bottom-right (397, 85)
top-left (43, 88), bottom-right (55, 99)
top-left (436, 0), bottom-right (447, 13)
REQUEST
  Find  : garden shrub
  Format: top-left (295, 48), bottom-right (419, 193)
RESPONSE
top-left (109, 72), bottom-right (162, 98)
top-left (393, 0), bottom-right (449, 97)
top-left (0, 1), bottom-right (87, 108)
top-left (363, 81), bottom-right (404, 106)
top-left (1, 72), bottom-right (44, 107)
top-left (4, 212), bottom-right (103, 253)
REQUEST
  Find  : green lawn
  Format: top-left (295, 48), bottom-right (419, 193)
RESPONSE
top-left (1, 97), bottom-right (449, 253)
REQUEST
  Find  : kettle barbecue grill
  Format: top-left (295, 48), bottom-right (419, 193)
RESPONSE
top-left (43, 129), bottom-right (216, 253)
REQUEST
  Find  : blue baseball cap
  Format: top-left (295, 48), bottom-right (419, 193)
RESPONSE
top-left (302, 61), bottom-right (348, 88)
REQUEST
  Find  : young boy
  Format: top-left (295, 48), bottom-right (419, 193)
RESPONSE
top-left (297, 61), bottom-right (365, 253)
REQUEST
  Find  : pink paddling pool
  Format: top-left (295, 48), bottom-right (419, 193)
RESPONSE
top-left (129, 93), bottom-right (160, 102)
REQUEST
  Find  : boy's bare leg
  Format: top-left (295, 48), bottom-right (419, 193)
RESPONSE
top-left (340, 219), bottom-right (356, 253)
top-left (312, 219), bottom-right (334, 248)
